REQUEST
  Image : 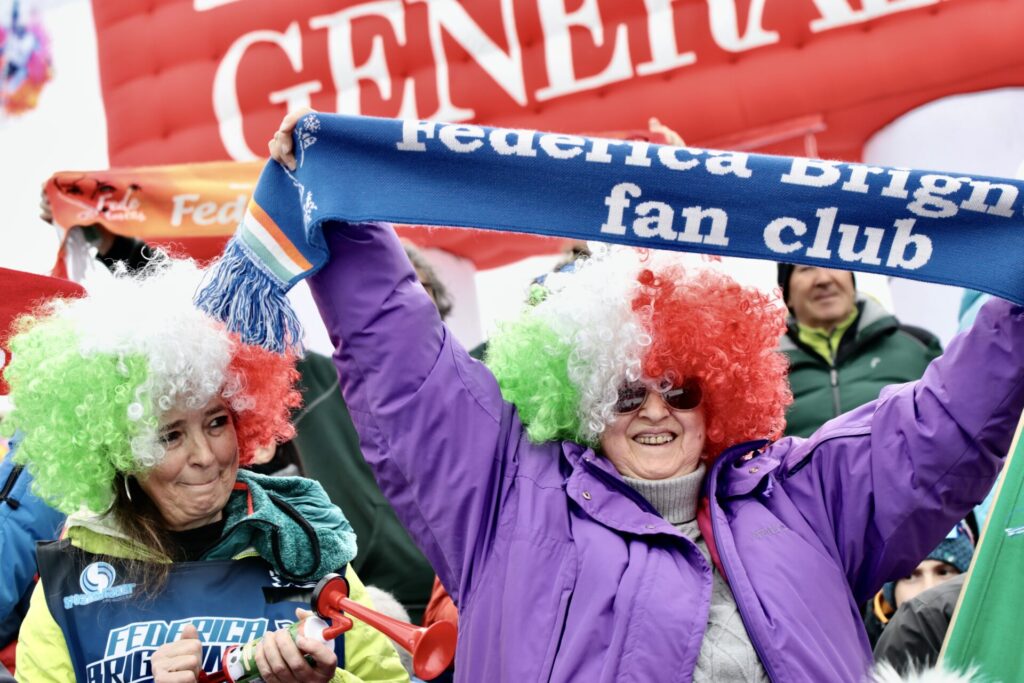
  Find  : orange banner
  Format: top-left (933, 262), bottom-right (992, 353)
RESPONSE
top-left (43, 127), bottom-right (678, 272)
top-left (46, 161), bottom-right (261, 239)
top-left (44, 160), bottom-right (571, 270)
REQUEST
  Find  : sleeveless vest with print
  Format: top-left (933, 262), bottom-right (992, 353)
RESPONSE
top-left (36, 541), bottom-right (344, 683)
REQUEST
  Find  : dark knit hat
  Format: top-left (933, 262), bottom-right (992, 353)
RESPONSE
top-left (777, 263), bottom-right (796, 305)
top-left (881, 521), bottom-right (975, 609)
top-left (925, 523), bottom-right (975, 574)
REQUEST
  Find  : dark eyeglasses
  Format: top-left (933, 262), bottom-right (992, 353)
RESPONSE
top-left (614, 379), bottom-right (703, 414)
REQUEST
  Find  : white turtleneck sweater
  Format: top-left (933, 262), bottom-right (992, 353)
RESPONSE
top-left (623, 463), bottom-right (770, 682)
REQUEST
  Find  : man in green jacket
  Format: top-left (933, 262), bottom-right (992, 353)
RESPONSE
top-left (777, 264), bottom-right (942, 438)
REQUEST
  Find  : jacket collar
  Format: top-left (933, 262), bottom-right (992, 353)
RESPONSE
top-left (854, 297), bottom-right (899, 339)
top-left (562, 438), bottom-right (777, 535)
top-left (779, 297), bottom-right (898, 353)
top-left (705, 440), bottom-right (777, 500)
top-left (66, 510), bottom-right (167, 562)
top-left (564, 442), bottom-right (682, 536)
top-left (204, 470), bottom-right (355, 582)
top-left (65, 471), bottom-right (356, 581)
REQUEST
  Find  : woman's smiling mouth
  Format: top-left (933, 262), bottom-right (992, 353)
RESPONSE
top-left (633, 433), bottom-right (677, 446)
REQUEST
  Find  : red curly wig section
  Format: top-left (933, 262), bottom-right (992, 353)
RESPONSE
top-left (227, 339), bottom-right (302, 466)
top-left (633, 266), bottom-right (792, 460)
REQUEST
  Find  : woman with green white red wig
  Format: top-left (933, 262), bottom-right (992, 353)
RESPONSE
top-left (202, 111), bottom-right (1024, 682)
top-left (486, 248), bottom-right (791, 464)
top-left (4, 258), bottom-right (408, 683)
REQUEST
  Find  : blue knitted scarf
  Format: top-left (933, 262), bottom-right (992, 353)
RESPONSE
top-left (196, 113), bottom-right (1024, 352)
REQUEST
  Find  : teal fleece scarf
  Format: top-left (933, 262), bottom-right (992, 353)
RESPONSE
top-left (205, 469), bottom-right (356, 582)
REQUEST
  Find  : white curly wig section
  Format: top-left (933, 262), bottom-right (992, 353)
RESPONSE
top-left (56, 257), bottom-right (235, 469)
top-left (530, 246), bottom-right (653, 442)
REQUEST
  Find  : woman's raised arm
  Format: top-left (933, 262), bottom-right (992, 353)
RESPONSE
top-left (266, 110), bottom-right (525, 605)
top-left (778, 297), bottom-right (1024, 601)
top-left (307, 222), bottom-right (519, 607)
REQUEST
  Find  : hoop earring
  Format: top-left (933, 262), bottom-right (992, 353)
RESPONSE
top-left (123, 476), bottom-right (133, 503)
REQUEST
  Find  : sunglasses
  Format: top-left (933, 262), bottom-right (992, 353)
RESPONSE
top-left (614, 378), bottom-right (703, 414)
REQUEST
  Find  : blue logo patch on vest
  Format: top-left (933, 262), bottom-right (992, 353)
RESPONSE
top-left (64, 561), bottom-right (136, 609)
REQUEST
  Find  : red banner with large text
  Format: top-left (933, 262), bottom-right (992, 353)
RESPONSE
top-left (91, 0), bottom-right (1024, 167)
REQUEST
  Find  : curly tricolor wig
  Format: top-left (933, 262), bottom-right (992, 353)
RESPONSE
top-left (0, 259), bottom-right (300, 514)
top-left (486, 249), bottom-right (792, 459)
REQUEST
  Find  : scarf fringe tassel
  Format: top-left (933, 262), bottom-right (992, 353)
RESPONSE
top-left (195, 237), bottom-right (303, 354)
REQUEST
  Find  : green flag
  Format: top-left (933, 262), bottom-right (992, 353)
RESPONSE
top-left (942, 413), bottom-right (1024, 680)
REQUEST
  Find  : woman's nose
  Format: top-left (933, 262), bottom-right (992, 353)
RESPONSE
top-left (187, 433), bottom-right (217, 465)
top-left (639, 391), bottom-right (671, 419)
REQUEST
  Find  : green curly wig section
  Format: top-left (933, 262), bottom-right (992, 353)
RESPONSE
top-left (484, 314), bottom-right (587, 445)
top-left (1, 315), bottom-right (153, 514)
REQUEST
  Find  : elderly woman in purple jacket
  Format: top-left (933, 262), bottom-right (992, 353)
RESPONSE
top-left (268, 130), bottom-right (1017, 682)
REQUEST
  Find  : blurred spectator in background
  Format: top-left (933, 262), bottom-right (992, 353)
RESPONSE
top-left (777, 265), bottom-right (942, 437)
top-left (0, 268), bottom-right (85, 674)
top-left (402, 241), bottom-right (452, 322)
top-left (864, 521), bottom-right (974, 647)
top-left (872, 573), bottom-right (966, 674)
top-left (469, 240), bottom-right (590, 361)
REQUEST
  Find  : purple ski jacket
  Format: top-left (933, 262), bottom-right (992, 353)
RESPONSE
top-left (309, 222), bottom-right (1022, 683)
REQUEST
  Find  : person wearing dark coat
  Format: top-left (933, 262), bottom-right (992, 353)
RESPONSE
top-left (776, 264), bottom-right (942, 437)
top-left (865, 523), bottom-right (974, 647)
top-left (873, 573), bottom-right (965, 673)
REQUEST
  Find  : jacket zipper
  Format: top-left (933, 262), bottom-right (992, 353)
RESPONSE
top-left (829, 366), bottom-right (841, 416)
top-left (785, 332), bottom-right (844, 419)
top-left (543, 571), bottom-right (576, 683)
top-left (0, 464), bottom-right (23, 509)
top-left (710, 491), bottom-right (781, 682)
top-left (586, 459), bottom-right (770, 679)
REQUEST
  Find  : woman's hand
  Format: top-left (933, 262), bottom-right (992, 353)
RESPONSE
top-left (253, 608), bottom-right (338, 683)
top-left (151, 624), bottom-right (203, 683)
top-left (269, 108), bottom-right (314, 171)
top-left (42, 182), bottom-right (118, 255)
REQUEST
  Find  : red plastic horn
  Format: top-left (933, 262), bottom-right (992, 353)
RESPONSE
top-left (313, 573), bottom-right (457, 680)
